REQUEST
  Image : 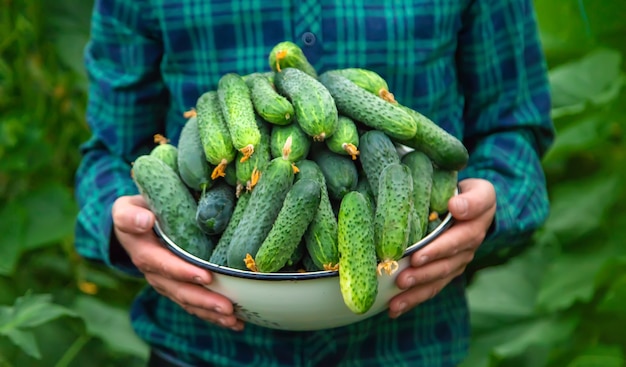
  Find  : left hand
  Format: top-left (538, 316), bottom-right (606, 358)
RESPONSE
top-left (388, 178), bottom-right (496, 318)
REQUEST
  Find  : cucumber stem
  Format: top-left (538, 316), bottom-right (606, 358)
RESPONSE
top-left (342, 142), bottom-right (360, 160)
top-left (429, 211), bottom-right (439, 222)
top-left (183, 108), bottom-right (197, 118)
top-left (313, 132), bottom-right (326, 142)
top-left (378, 89), bottom-right (397, 104)
top-left (281, 135), bottom-right (293, 160)
top-left (275, 50), bottom-right (287, 72)
top-left (244, 253), bottom-right (259, 272)
top-left (246, 167), bottom-right (261, 191)
top-left (377, 259), bottom-right (399, 276)
top-left (323, 263), bottom-right (339, 271)
top-left (153, 134), bottom-right (169, 145)
top-left (211, 158), bottom-right (228, 180)
top-left (239, 144), bottom-right (255, 162)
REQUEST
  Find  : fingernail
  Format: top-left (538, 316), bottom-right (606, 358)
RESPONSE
top-left (213, 306), bottom-right (223, 314)
top-left (391, 302), bottom-right (407, 318)
top-left (135, 212), bottom-right (151, 230)
top-left (193, 276), bottom-right (208, 285)
top-left (404, 277), bottom-right (415, 289)
top-left (454, 198), bottom-right (468, 217)
top-left (416, 255), bottom-right (429, 266)
top-left (218, 318), bottom-right (230, 327)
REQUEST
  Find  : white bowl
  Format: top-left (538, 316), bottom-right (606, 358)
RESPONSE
top-left (154, 206), bottom-right (454, 331)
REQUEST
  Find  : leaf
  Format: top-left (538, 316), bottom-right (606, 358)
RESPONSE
top-left (0, 293), bottom-right (77, 332)
top-left (0, 201), bottom-right (26, 275)
top-left (73, 295), bottom-right (149, 359)
top-left (596, 273), bottom-right (626, 315)
top-left (6, 329), bottom-right (39, 359)
top-left (542, 115), bottom-right (610, 165)
top-left (567, 345), bottom-right (625, 367)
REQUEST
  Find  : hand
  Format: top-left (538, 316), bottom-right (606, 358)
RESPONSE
top-left (112, 195), bottom-right (244, 331)
top-left (388, 178), bottom-right (496, 318)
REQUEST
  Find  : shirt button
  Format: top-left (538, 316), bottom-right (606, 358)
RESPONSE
top-left (301, 32), bottom-right (316, 46)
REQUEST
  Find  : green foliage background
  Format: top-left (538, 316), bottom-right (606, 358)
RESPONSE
top-left (0, 0), bottom-right (624, 366)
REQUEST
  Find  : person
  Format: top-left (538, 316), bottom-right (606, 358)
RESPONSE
top-left (74, 0), bottom-right (555, 366)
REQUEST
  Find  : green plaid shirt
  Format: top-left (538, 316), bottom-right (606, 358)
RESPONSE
top-left (75, 0), bottom-right (554, 365)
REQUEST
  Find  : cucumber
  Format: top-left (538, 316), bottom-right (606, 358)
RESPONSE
top-left (217, 73), bottom-right (261, 162)
top-left (337, 191), bottom-right (378, 315)
top-left (246, 73), bottom-right (294, 126)
top-left (430, 168), bottom-right (458, 215)
top-left (374, 163), bottom-right (414, 276)
top-left (132, 155), bottom-right (213, 259)
top-left (324, 68), bottom-right (396, 103)
top-left (235, 116), bottom-right (271, 193)
top-left (274, 67), bottom-right (338, 142)
top-left (270, 123), bottom-right (311, 162)
top-left (226, 138), bottom-right (296, 270)
top-left (254, 178), bottom-right (322, 273)
top-left (325, 115), bottom-right (360, 160)
top-left (427, 216), bottom-right (443, 234)
top-left (150, 134), bottom-right (178, 173)
top-left (401, 150), bottom-right (434, 243)
top-left (208, 191), bottom-right (251, 266)
top-left (223, 160), bottom-right (237, 188)
top-left (195, 182), bottom-right (236, 236)
top-left (396, 106), bottom-right (469, 170)
top-left (268, 41), bottom-right (317, 78)
top-left (195, 91), bottom-right (236, 180)
top-left (177, 116), bottom-right (212, 192)
top-left (355, 172), bottom-right (376, 215)
top-left (318, 72), bottom-right (416, 140)
top-left (310, 146), bottom-right (358, 202)
top-left (358, 130), bottom-right (401, 197)
top-left (294, 159), bottom-right (340, 271)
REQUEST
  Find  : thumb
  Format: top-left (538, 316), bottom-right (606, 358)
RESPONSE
top-left (112, 195), bottom-right (156, 234)
top-left (447, 178), bottom-right (496, 221)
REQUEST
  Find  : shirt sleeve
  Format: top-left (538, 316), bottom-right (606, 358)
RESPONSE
top-left (455, 0), bottom-right (555, 262)
top-left (74, 0), bottom-right (168, 276)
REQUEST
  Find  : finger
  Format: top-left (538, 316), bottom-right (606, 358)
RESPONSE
top-left (448, 178), bottom-right (496, 221)
top-left (388, 277), bottom-right (453, 318)
top-left (112, 195), bottom-right (155, 234)
top-left (397, 250), bottom-right (474, 289)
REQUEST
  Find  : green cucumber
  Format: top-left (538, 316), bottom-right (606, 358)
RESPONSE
top-left (254, 179), bottom-right (322, 273)
top-left (132, 155), bottom-right (213, 259)
top-left (268, 41), bottom-right (317, 78)
top-left (196, 90), bottom-right (236, 180)
top-left (226, 139), bottom-right (296, 270)
top-left (337, 191), bottom-right (378, 315)
top-left (246, 73), bottom-right (294, 126)
top-left (150, 134), bottom-right (178, 173)
top-left (294, 159), bottom-right (340, 271)
top-left (195, 182), bottom-right (236, 236)
top-left (217, 73), bottom-right (261, 162)
top-left (270, 123), bottom-right (311, 162)
top-left (235, 116), bottom-right (271, 193)
top-left (223, 160), bottom-right (237, 188)
top-left (325, 115), bottom-right (360, 160)
top-left (396, 106), bottom-right (469, 170)
top-left (177, 116), bottom-right (212, 192)
top-left (274, 67), bottom-right (338, 142)
top-left (430, 168), bottom-right (458, 215)
top-left (310, 146), bottom-right (358, 202)
top-left (374, 163), bottom-right (414, 275)
top-left (318, 71), bottom-right (416, 140)
top-left (358, 130), bottom-right (401, 198)
top-left (401, 150), bottom-right (434, 243)
top-left (355, 172), bottom-right (376, 215)
top-left (324, 68), bottom-right (396, 103)
top-left (209, 191), bottom-right (251, 266)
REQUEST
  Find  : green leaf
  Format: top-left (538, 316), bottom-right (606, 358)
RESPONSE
top-left (0, 201), bottom-right (26, 275)
top-left (6, 328), bottom-right (39, 359)
top-left (73, 295), bottom-right (149, 359)
top-left (542, 115), bottom-right (610, 165)
top-left (0, 293), bottom-right (77, 333)
top-left (597, 273), bottom-right (626, 315)
top-left (567, 345), bottom-right (625, 367)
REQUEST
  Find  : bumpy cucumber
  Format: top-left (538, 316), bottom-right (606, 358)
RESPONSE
top-left (132, 155), bottom-right (213, 259)
top-left (310, 146), bottom-right (358, 202)
top-left (246, 73), bottom-right (294, 126)
top-left (324, 68), bottom-right (396, 103)
top-left (217, 73), bottom-right (261, 162)
top-left (358, 130), bottom-right (401, 197)
top-left (208, 191), bottom-right (251, 266)
top-left (268, 41), bottom-right (317, 78)
top-left (430, 168), bottom-right (458, 215)
top-left (177, 116), bottom-right (212, 192)
top-left (195, 182), bottom-right (236, 236)
top-left (355, 172), bottom-right (376, 215)
top-left (318, 72), bottom-right (416, 140)
top-left (226, 139), bottom-right (296, 270)
top-left (254, 179), bottom-right (322, 273)
top-left (396, 106), bottom-right (469, 170)
top-left (274, 67), bottom-right (338, 142)
top-left (294, 159), bottom-right (340, 271)
top-left (374, 163), bottom-right (414, 275)
top-left (337, 191), bottom-right (378, 315)
top-left (235, 116), bottom-right (271, 193)
top-left (195, 91), bottom-right (236, 179)
top-left (223, 161), bottom-right (237, 188)
top-left (150, 134), bottom-right (178, 173)
top-left (401, 150), bottom-right (433, 243)
top-left (270, 123), bottom-right (311, 162)
top-left (325, 115), bottom-right (360, 160)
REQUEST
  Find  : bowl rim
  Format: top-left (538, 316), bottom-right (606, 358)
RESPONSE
top-left (154, 199), bottom-right (456, 281)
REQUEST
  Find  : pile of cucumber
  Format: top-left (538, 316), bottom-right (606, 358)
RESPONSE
top-left (131, 41), bottom-right (467, 314)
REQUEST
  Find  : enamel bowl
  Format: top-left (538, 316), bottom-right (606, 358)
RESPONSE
top-left (154, 207), bottom-right (454, 331)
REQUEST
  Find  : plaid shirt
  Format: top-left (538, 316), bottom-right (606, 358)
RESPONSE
top-left (75, 0), bottom-right (554, 365)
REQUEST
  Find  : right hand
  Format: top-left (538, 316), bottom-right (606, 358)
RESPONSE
top-left (112, 195), bottom-right (244, 331)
